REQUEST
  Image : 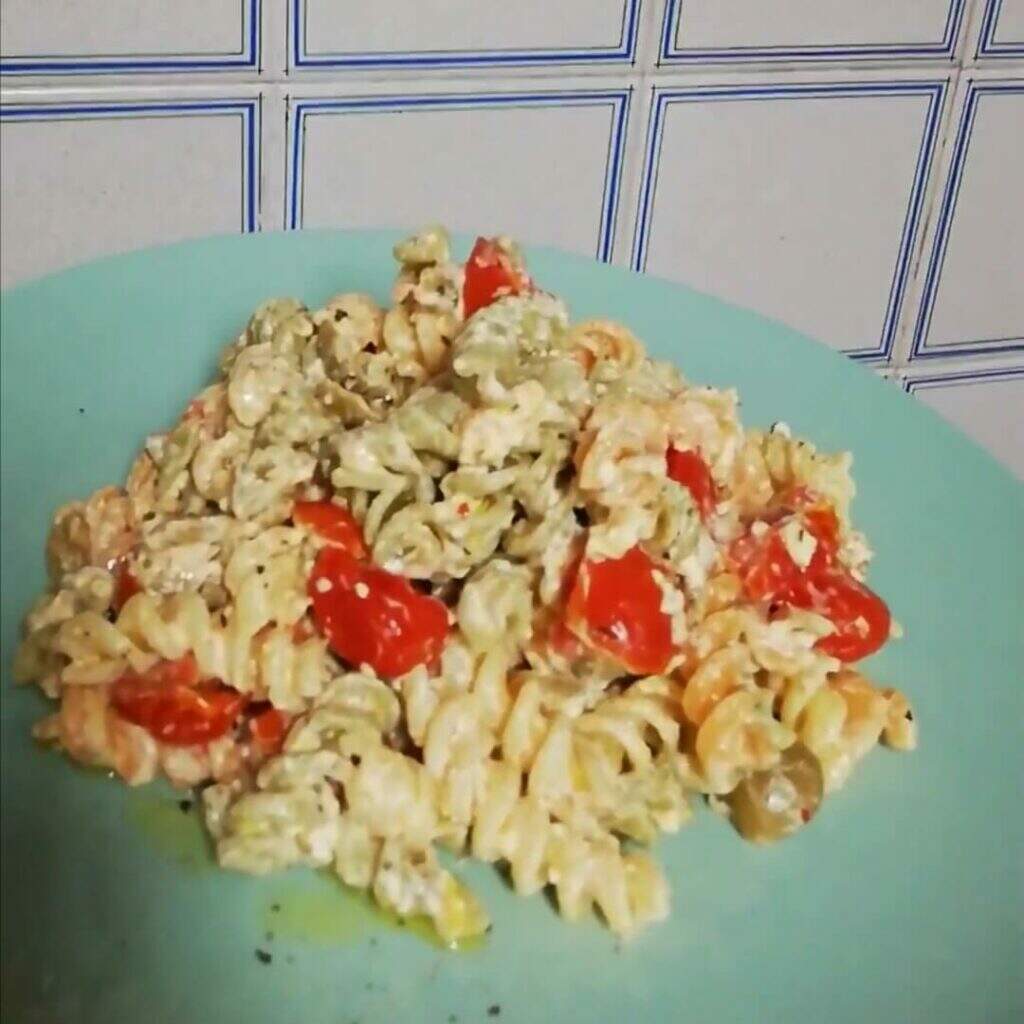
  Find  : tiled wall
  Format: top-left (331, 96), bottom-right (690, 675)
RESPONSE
top-left (2, 1), bottom-right (1021, 476)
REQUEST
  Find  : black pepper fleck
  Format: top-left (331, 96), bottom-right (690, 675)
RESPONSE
top-left (178, 800), bottom-right (192, 814)
top-left (487, 1006), bottom-right (501, 1017)
top-left (270, 903), bottom-right (281, 913)
top-left (255, 949), bottom-right (272, 965)
top-left (78, 408), bottom-right (85, 414)
top-left (905, 710), bottom-right (914, 721)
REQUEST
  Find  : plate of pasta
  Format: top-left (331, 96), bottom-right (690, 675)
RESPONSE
top-left (1, 228), bottom-right (1021, 1024)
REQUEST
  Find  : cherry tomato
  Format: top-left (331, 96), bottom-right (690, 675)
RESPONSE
top-left (112, 561), bottom-right (142, 612)
top-left (308, 546), bottom-right (449, 679)
top-left (463, 237), bottom-right (532, 319)
top-left (809, 573), bottom-right (891, 662)
top-left (729, 529), bottom-right (810, 606)
top-left (249, 705), bottom-right (290, 757)
top-left (729, 509), bottom-right (890, 663)
top-left (565, 545), bottom-right (674, 675)
top-left (293, 500), bottom-right (367, 559)
top-left (666, 446), bottom-right (717, 520)
top-left (111, 655), bottom-right (247, 746)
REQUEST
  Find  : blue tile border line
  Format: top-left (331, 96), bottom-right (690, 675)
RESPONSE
top-left (287, 90), bottom-right (631, 262)
top-left (0, 0), bottom-right (259, 75)
top-left (631, 81), bottom-right (948, 363)
top-left (976, 0), bottom-right (1024, 59)
top-left (659, 0), bottom-right (968, 64)
top-left (0, 99), bottom-right (261, 233)
top-left (902, 364), bottom-right (1024, 395)
top-left (910, 79), bottom-right (1024, 360)
top-left (291, 0), bottom-right (640, 69)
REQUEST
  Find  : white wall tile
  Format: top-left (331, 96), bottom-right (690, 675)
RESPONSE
top-left (0, 0), bottom-right (259, 75)
top-left (291, 1), bottom-right (641, 70)
top-left (0, 95), bottom-right (260, 287)
top-left (287, 85), bottom-right (633, 262)
top-left (631, 72), bottom-right (949, 360)
top-left (656, 0), bottom-right (968, 64)
top-left (908, 73), bottom-right (1023, 359)
top-left (903, 362), bottom-right (1024, 477)
top-left (969, 0), bottom-right (1024, 60)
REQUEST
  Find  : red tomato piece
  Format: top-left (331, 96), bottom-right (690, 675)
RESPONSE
top-left (810, 573), bottom-right (891, 662)
top-left (566, 545), bottom-right (674, 675)
top-left (249, 706), bottom-right (290, 757)
top-left (462, 237), bottom-right (532, 319)
top-left (730, 508), bottom-right (891, 663)
top-left (308, 546), bottom-right (449, 679)
top-left (293, 501), bottom-right (367, 559)
top-left (112, 561), bottom-right (143, 612)
top-left (729, 529), bottom-right (810, 606)
top-left (666, 446), bottom-right (717, 520)
top-left (111, 655), bottom-right (247, 746)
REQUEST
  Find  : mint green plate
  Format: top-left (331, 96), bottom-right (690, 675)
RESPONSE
top-left (2, 232), bottom-right (1021, 1024)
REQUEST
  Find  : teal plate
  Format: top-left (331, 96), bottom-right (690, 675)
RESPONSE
top-left (2, 232), bottom-right (1021, 1024)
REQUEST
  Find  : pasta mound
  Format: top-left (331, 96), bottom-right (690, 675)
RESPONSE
top-left (14, 226), bottom-right (916, 942)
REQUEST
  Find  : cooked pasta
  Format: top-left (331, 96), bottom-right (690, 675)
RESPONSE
top-left (14, 224), bottom-right (916, 942)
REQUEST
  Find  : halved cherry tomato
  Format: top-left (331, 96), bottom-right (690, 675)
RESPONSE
top-left (293, 501), bottom-right (367, 559)
top-left (729, 509), bottom-right (890, 663)
top-left (112, 561), bottom-right (143, 612)
top-left (110, 655), bottom-right (247, 746)
top-left (809, 573), bottom-right (891, 662)
top-left (462, 237), bottom-right (532, 319)
top-left (249, 706), bottom-right (290, 757)
top-left (666, 447), bottom-right (717, 520)
top-left (729, 529), bottom-right (810, 605)
top-left (308, 546), bottom-right (449, 679)
top-left (565, 545), bottom-right (674, 675)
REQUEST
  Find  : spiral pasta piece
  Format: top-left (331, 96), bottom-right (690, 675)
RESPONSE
top-left (469, 760), bottom-right (669, 937)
